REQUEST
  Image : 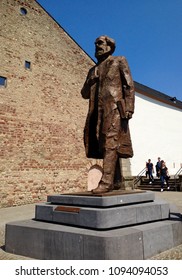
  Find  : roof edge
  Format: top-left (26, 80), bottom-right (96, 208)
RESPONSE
top-left (134, 81), bottom-right (182, 110)
top-left (36, 0), bottom-right (95, 64)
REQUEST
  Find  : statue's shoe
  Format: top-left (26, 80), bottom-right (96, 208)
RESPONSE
top-left (92, 184), bottom-right (113, 194)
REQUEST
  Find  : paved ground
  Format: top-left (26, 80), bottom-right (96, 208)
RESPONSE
top-left (0, 191), bottom-right (182, 260)
top-left (0, 203), bottom-right (35, 260)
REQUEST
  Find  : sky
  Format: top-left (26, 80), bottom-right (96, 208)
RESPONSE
top-left (37, 0), bottom-right (182, 101)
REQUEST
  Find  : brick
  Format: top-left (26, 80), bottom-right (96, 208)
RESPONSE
top-left (0, 0), bottom-right (96, 207)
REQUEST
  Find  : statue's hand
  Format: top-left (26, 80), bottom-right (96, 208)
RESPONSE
top-left (88, 67), bottom-right (99, 86)
top-left (125, 111), bottom-right (133, 119)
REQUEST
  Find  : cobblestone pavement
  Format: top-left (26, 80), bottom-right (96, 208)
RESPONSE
top-left (0, 191), bottom-right (182, 260)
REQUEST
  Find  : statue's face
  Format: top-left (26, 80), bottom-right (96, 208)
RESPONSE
top-left (95, 36), bottom-right (111, 60)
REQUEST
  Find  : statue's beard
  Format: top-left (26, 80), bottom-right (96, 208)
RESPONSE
top-left (95, 49), bottom-right (111, 60)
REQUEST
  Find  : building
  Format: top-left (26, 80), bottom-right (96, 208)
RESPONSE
top-left (130, 82), bottom-right (182, 177)
top-left (0, 0), bottom-right (97, 207)
top-left (0, 0), bottom-right (182, 207)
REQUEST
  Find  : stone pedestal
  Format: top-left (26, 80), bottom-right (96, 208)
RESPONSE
top-left (5, 190), bottom-right (182, 260)
top-left (120, 159), bottom-right (133, 190)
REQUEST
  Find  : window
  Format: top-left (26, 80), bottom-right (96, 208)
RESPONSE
top-left (20, 7), bottom-right (27, 15)
top-left (0, 76), bottom-right (7, 87)
top-left (25, 61), bottom-right (31, 70)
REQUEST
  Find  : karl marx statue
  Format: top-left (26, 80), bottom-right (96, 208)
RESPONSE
top-left (81, 35), bottom-right (135, 194)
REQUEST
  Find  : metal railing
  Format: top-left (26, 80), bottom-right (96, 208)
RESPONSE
top-left (174, 166), bottom-right (182, 190)
top-left (133, 167), bottom-right (147, 188)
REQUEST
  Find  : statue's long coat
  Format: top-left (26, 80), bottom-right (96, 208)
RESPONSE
top-left (81, 55), bottom-right (135, 159)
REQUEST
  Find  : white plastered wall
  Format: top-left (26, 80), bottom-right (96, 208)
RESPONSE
top-left (129, 92), bottom-right (182, 176)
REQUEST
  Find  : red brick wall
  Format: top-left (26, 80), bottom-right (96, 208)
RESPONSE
top-left (0, 0), bottom-right (97, 207)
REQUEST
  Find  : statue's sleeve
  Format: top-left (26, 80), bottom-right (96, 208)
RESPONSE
top-left (119, 56), bottom-right (135, 113)
top-left (81, 68), bottom-right (94, 99)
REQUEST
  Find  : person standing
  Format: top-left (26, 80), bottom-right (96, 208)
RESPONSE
top-left (160, 161), bottom-right (170, 192)
top-left (146, 159), bottom-right (154, 184)
top-left (81, 35), bottom-right (135, 194)
top-left (155, 157), bottom-right (161, 178)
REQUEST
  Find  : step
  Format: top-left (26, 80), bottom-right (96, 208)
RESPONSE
top-left (35, 199), bottom-right (169, 229)
top-left (5, 217), bottom-right (182, 259)
top-left (136, 185), bottom-right (177, 192)
top-left (141, 178), bottom-right (179, 184)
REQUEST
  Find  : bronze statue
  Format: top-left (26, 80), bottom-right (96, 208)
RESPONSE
top-left (81, 35), bottom-right (135, 194)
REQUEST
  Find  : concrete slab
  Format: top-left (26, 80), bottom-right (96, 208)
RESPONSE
top-left (134, 221), bottom-right (174, 259)
top-left (47, 191), bottom-right (155, 207)
top-left (164, 219), bottom-right (182, 247)
top-left (35, 200), bottom-right (170, 229)
top-left (5, 219), bottom-right (143, 259)
top-left (5, 218), bottom-right (182, 260)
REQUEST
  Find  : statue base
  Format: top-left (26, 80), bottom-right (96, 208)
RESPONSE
top-left (5, 190), bottom-right (182, 259)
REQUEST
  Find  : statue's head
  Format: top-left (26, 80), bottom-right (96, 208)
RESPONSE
top-left (95, 35), bottom-right (116, 61)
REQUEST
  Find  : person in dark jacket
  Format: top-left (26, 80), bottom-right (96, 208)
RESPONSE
top-left (146, 159), bottom-right (154, 184)
top-left (81, 35), bottom-right (135, 194)
top-left (159, 160), bottom-right (170, 192)
top-left (155, 157), bottom-right (161, 178)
